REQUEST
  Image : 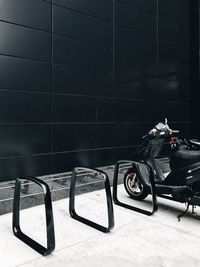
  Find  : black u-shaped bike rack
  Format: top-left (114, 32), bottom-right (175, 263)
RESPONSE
top-left (12, 177), bottom-right (55, 256)
top-left (69, 167), bottom-right (114, 233)
top-left (113, 160), bottom-right (158, 215)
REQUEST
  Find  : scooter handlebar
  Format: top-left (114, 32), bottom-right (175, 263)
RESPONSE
top-left (171, 130), bottom-right (179, 135)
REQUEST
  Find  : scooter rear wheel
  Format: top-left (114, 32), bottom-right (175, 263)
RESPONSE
top-left (124, 168), bottom-right (149, 200)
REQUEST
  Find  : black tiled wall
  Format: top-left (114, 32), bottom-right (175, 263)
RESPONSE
top-left (190, 0), bottom-right (200, 136)
top-left (114, 0), bottom-right (190, 160)
top-left (0, 0), bottom-right (191, 180)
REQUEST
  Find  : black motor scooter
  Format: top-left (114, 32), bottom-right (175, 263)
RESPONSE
top-left (181, 138), bottom-right (200, 150)
top-left (123, 120), bottom-right (200, 219)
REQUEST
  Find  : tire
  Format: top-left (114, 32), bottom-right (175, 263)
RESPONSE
top-left (123, 168), bottom-right (149, 200)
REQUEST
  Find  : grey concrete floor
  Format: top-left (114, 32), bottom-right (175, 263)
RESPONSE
top-left (1, 185), bottom-right (200, 267)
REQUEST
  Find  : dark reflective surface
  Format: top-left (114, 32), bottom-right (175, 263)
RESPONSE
top-left (0, 155), bottom-right (52, 181)
top-left (53, 95), bottom-right (97, 122)
top-left (53, 5), bottom-right (112, 46)
top-left (0, 22), bottom-right (51, 61)
top-left (0, 91), bottom-right (51, 123)
top-left (0, 0), bottom-right (191, 180)
top-left (53, 35), bottom-right (112, 71)
top-left (53, 64), bottom-right (113, 97)
top-left (0, 125), bottom-right (51, 158)
top-left (53, 0), bottom-right (113, 21)
top-left (0, 0), bottom-right (51, 31)
top-left (0, 56), bottom-right (51, 92)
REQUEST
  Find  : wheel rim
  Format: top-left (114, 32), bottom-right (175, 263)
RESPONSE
top-left (125, 172), bottom-right (144, 196)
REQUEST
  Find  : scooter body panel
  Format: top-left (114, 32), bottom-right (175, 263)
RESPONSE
top-left (164, 161), bottom-right (200, 186)
top-left (122, 120), bottom-right (200, 219)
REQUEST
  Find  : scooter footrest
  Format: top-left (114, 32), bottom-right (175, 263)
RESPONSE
top-left (189, 195), bottom-right (200, 206)
top-left (156, 184), bottom-right (187, 194)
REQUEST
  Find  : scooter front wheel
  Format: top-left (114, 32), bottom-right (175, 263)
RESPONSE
top-left (124, 168), bottom-right (149, 200)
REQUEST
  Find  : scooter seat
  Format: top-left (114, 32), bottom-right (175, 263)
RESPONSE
top-left (189, 139), bottom-right (200, 146)
top-left (170, 149), bottom-right (200, 169)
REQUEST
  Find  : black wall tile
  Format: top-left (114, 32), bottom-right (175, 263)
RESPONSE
top-left (157, 101), bottom-right (190, 122)
top-left (90, 148), bottom-right (115, 166)
top-left (96, 98), bottom-right (114, 122)
top-left (52, 148), bottom-right (115, 173)
top-left (0, 0), bottom-right (51, 31)
top-left (97, 72), bottom-right (114, 97)
top-left (169, 122), bottom-right (190, 137)
top-left (54, 34), bottom-right (112, 71)
top-left (53, 124), bottom-right (96, 152)
top-left (115, 25), bottom-right (157, 57)
top-left (158, 38), bottom-right (189, 65)
top-left (53, 123), bottom-right (115, 152)
top-left (52, 151), bottom-right (81, 173)
top-left (114, 123), bottom-right (153, 147)
top-left (53, 0), bottom-right (113, 21)
top-left (115, 0), bottom-right (157, 35)
top-left (158, 61), bottom-right (189, 84)
top-left (158, 18), bottom-right (189, 45)
top-left (53, 64), bottom-right (97, 96)
top-left (117, 0), bottom-right (157, 14)
top-left (0, 124), bottom-right (51, 158)
top-left (0, 22), bottom-right (51, 61)
top-left (0, 56), bottom-right (51, 92)
top-left (115, 74), bottom-right (158, 100)
top-left (0, 0), bottom-right (192, 181)
top-left (53, 95), bottom-right (97, 122)
top-left (53, 64), bottom-right (113, 97)
top-left (0, 91), bottom-right (51, 123)
top-left (168, 0), bottom-right (189, 8)
top-left (116, 49), bottom-right (157, 78)
top-left (190, 123), bottom-right (200, 138)
top-left (115, 99), bottom-right (158, 122)
top-left (0, 155), bottom-right (52, 180)
top-left (114, 146), bottom-right (135, 161)
top-left (155, 80), bottom-right (190, 102)
top-left (158, 0), bottom-right (188, 28)
top-left (53, 5), bottom-right (112, 46)
top-left (95, 124), bottom-right (115, 148)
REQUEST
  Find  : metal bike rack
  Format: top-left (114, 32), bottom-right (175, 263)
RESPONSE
top-left (113, 160), bottom-right (158, 215)
top-left (12, 177), bottom-right (55, 256)
top-left (69, 167), bottom-right (114, 233)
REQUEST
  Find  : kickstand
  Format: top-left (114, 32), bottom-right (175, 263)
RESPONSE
top-left (178, 203), bottom-right (190, 222)
top-left (192, 205), bottom-right (196, 214)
